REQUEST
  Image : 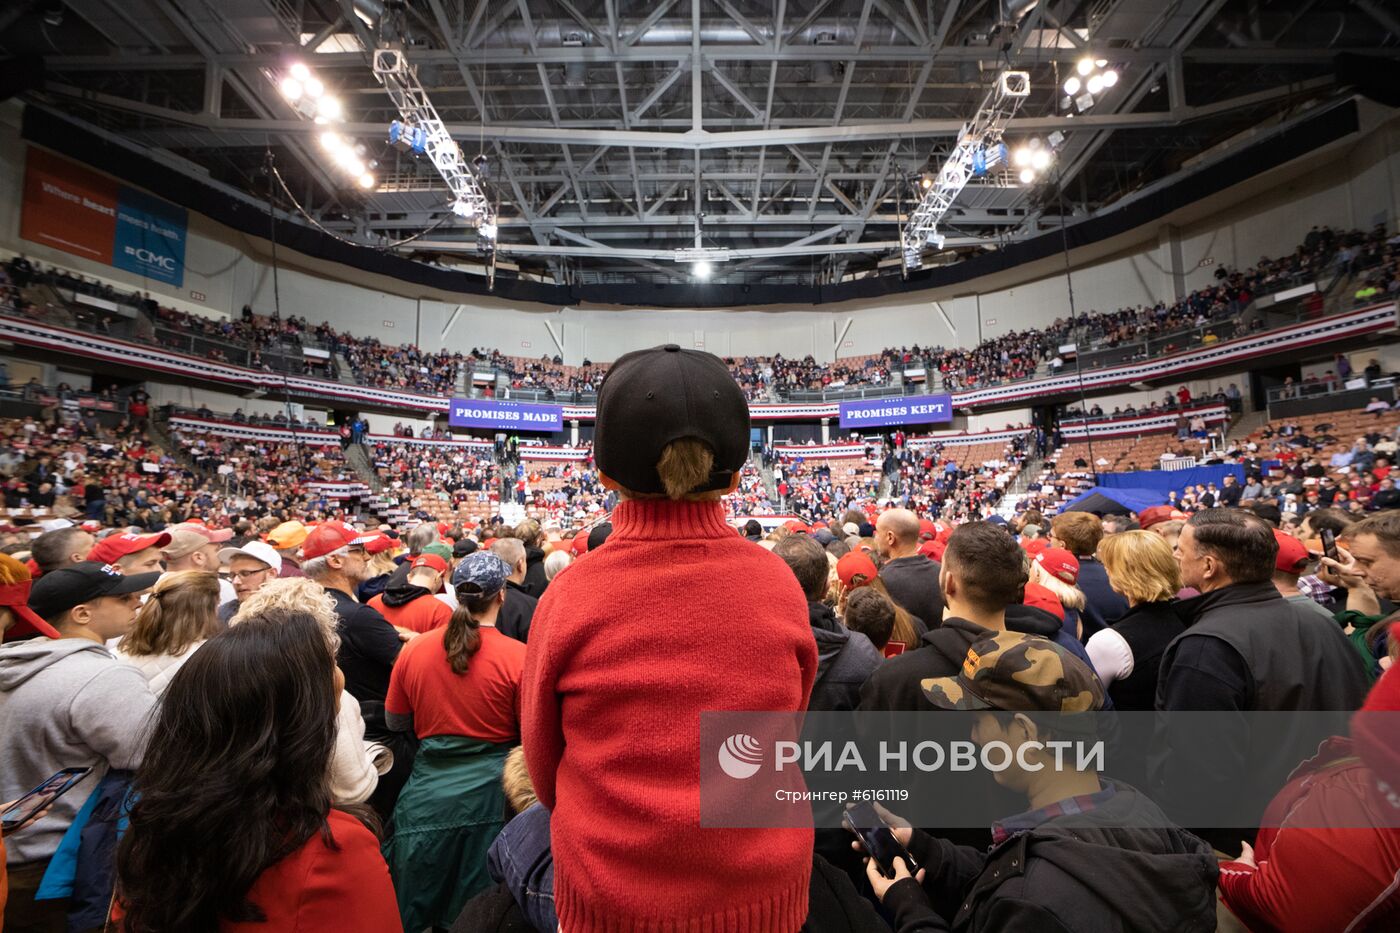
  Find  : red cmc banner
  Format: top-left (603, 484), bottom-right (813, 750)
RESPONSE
top-left (20, 148), bottom-right (118, 265)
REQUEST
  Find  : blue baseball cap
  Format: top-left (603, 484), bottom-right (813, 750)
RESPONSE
top-left (450, 551), bottom-right (510, 599)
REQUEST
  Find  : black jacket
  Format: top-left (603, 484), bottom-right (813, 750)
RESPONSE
top-left (808, 601), bottom-right (882, 712)
top-left (498, 580), bottom-right (538, 644)
top-left (1100, 600), bottom-right (1183, 712)
top-left (521, 546), bottom-right (548, 598)
top-left (327, 588), bottom-right (402, 704)
top-left (879, 555), bottom-right (945, 633)
top-left (882, 782), bottom-right (1218, 933)
top-left (1075, 558), bottom-right (1128, 640)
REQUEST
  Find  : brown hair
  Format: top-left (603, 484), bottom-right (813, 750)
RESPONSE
top-left (657, 438), bottom-right (724, 501)
top-left (444, 585), bottom-right (497, 674)
top-left (120, 570), bottom-right (222, 657)
top-left (1187, 509), bottom-right (1277, 584)
top-left (1348, 511), bottom-right (1400, 559)
top-left (866, 577), bottom-right (920, 647)
top-left (1050, 512), bottom-right (1104, 557)
top-left (774, 535), bottom-right (829, 601)
top-left (943, 522), bottom-right (1028, 613)
top-left (845, 587), bottom-right (895, 651)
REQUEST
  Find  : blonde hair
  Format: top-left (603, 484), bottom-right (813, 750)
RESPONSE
top-left (119, 570), bottom-right (221, 657)
top-left (1097, 530), bottom-right (1181, 605)
top-left (502, 746), bottom-right (537, 814)
top-left (229, 577), bottom-right (341, 654)
top-left (367, 551), bottom-right (398, 578)
top-left (1028, 558), bottom-right (1087, 610)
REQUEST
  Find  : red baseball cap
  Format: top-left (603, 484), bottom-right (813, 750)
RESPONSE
top-left (1035, 548), bottom-right (1080, 585)
top-left (0, 553), bottom-right (59, 640)
top-left (1138, 505), bottom-right (1188, 530)
top-left (918, 519), bottom-right (937, 541)
top-left (1274, 530), bottom-right (1312, 574)
top-left (1021, 537), bottom-right (1050, 557)
top-left (917, 539), bottom-right (940, 559)
top-left (786, 521), bottom-right (811, 534)
top-left (1023, 581), bottom-right (1065, 622)
top-left (364, 533), bottom-right (397, 555)
top-left (88, 532), bottom-right (172, 565)
top-left (300, 521), bottom-right (375, 560)
top-left (571, 530), bottom-right (590, 556)
top-left (410, 553), bottom-right (450, 575)
top-left (837, 551), bottom-right (879, 589)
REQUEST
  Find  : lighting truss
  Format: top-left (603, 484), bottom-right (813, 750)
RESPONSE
top-left (371, 45), bottom-right (493, 227)
top-left (901, 70), bottom-right (1031, 270)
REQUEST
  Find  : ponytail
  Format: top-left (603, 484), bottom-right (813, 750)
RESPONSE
top-left (444, 586), bottom-right (498, 674)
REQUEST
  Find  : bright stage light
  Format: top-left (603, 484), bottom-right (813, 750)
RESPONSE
top-left (1086, 74), bottom-right (1104, 95)
top-left (319, 131), bottom-right (341, 151)
top-left (280, 78), bottom-right (303, 100)
top-left (1102, 69), bottom-right (1119, 87)
top-left (1012, 147), bottom-right (1031, 168)
top-left (1077, 57), bottom-right (1094, 76)
top-left (1063, 76), bottom-right (1081, 96)
top-left (316, 96), bottom-right (342, 120)
top-left (1018, 168), bottom-right (1035, 185)
top-left (357, 173), bottom-right (375, 189)
top-left (304, 77), bottom-right (325, 98)
top-left (1031, 149), bottom-right (1051, 171)
top-left (693, 260), bottom-right (712, 279)
top-left (290, 62), bottom-right (310, 81)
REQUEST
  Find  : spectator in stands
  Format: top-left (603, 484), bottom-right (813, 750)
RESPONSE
top-left (1272, 529), bottom-right (1336, 622)
top-left (1050, 512), bottom-right (1126, 639)
top-left (867, 632), bottom-right (1219, 932)
top-left (265, 520), bottom-right (309, 577)
top-left (1028, 547), bottom-right (1087, 639)
top-left (115, 611), bottom-right (401, 932)
top-left (1154, 510), bottom-right (1370, 849)
top-left (385, 552), bottom-right (525, 930)
top-left (875, 507), bottom-right (943, 629)
top-left (160, 523), bottom-right (236, 604)
top-left (774, 534), bottom-right (881, 712)
top-left (28, 525), bottom-right (95, 575)
top-left (88, 531), bottom-right (170, 576)
top-left (488, 538), bottom-right (538, 644)
top-left (115, 570), bottom-right (222, 696)
top-left (842, 586), bottom-right (897, 655)
top-left (1086, 531), bottom-right (1185, 710)
top-left (1, 563), bottom-right (160, 928)
top-left (512, 520), bottom-right (549, 597)
top-left (521, 346), bottom-right (817, 932)
top-left (216, 540), bottom-right (282, 624)
top-left (1366, 396), bottom-right (1391, 417)
top-left (835, 551), bottom-right (920, 651)
top-left (369, 552), bottom-right (453, 636)
top-left (543, 549), bottom-right (572, 581)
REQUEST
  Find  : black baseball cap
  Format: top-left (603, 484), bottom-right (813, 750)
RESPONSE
top-left (593, 345), bottom-right (750, 495)
top-left (587, 522), bottom-right (614, 551)
top-left (28, 562), bottom-right (162, 621)
top-left (452, 538), bottom-right (479, 558)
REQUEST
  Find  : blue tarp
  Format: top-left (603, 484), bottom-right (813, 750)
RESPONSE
top-left (1059, 486), bottom-right (1166, 515)
top-left (1098, 465), bottom-right (1245, 498)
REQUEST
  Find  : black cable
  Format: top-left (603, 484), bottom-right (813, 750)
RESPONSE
top-left (263, 148), bottom-right (309, 479)
top-left (1050, 160), bottom-right (1099, 485)
top-left (268, 163), bottom-right (456, 250)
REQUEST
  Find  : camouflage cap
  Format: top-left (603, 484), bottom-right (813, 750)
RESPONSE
top-left (920, 630), bottom-right (1104, 714)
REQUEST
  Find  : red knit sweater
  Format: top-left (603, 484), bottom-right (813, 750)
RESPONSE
top-left (522, 499), bottom-right (818, 933)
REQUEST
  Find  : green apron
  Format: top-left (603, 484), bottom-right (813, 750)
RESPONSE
top-left (385, 735), bottom-right (512, 932)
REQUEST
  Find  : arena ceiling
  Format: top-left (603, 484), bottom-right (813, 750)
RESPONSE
top-left (2, 0), bottom-right (1397, 287)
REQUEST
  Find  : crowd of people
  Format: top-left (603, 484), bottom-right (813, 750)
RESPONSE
top-left (1, 343), bottom-right (1399, 933)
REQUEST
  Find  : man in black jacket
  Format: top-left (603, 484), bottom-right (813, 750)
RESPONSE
top-left (1153, 509), bottom-right (1369, 847)
top-left (865, 633), bottom-right (1218, 933)
top-left (875, 508), bottom-right (944, 627)
top-left (490, 537), bottom-right (539, 643)
top-left (773, 534), bottom-right (880, 712)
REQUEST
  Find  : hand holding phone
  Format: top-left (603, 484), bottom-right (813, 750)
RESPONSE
top-left (1321, 528), bottom-right (1339, 562)
top-left (843, 801), bottom-right (920, 879)
top-left (1, 768), bottom-right (91, 836)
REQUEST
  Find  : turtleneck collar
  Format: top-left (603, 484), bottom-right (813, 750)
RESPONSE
top-left (608, 498), bottom-right (735, 542)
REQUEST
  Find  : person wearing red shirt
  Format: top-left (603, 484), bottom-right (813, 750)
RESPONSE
top-left (384, 551), bottom-right (525, 932)
top-left (368, 553), bottom-right (453, 635)
top-left (523, 346), bottom-right (818, 933)
top-left (115, 611), bottom-right (400, 932)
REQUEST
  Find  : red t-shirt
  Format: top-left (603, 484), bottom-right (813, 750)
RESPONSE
top-left (368, 592), bottom-right (453, 634)
top-left (385, 626), bottom-right (525, 743)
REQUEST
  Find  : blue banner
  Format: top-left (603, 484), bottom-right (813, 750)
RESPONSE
top-left (112, 186), bottom-right (187, 287)
top-left (1098, 465), bottom-right (1246, 498)
top-left (838, 395), bottom-right (953, 429)
top-left (449, 398), bottom-right (563, 431)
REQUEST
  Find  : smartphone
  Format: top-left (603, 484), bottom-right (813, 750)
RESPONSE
top-left (1, 768), bottom-right (92, 835)
top-left (843, 801), bottom-right (920, 879)
top-left (1321, 528), bottom-right (1338, 562)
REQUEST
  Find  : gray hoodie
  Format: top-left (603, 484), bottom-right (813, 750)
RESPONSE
top-left (0, 638), bottom-right (157, 864)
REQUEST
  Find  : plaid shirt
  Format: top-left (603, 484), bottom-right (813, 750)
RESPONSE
top-left (991, 784), bottom-right (1118, 846)
top-left (1296, 575), bottom-right (1334, 603)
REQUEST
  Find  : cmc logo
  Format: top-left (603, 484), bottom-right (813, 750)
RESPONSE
top-left (123, 246), bottom-right (177, 272)
top-left (717, 733), bottom-right (764, 779)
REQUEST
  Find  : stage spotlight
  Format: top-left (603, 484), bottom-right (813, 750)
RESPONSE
top-left (1018, 168), bottom-right (1035, 185)
top-left (304, 77), bottom-right (325, 98)
top-left (1086, 74), bottom-right (1104, 95)
top-left (1077, 57), bottom-right (1094, 76)
top-left (693, 260), bottom-right (712, 279)
top-left (1102, 69), bottom-right (1119, 88)
top-left (280, 78), bottom-right (303, 100)
top-left (1012, 147), bottom-right (1032, 168)
top-left (357, 173), bottom-right (376, 190)
top-left (290, 62), bottom-right (311, 81)
top-left (1031, 149), bottom-right (1051, 171)
top-left (317, 96), bottom-right (341, 120)
top-left (319, 131), bottom-right (341, 151)
top-left (1063, 76), bottom-right (1081, 96)
top-left (919, 173), bottom-right (935, 190)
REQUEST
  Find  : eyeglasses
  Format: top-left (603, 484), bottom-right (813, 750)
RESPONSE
top-left (230, 568), bottom-right (273, 582)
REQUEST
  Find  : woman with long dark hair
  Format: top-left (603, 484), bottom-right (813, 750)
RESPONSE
top-left (115, 610), bottom-right (400, 932)
top-left (384, 551), bottom-right (526, 932)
